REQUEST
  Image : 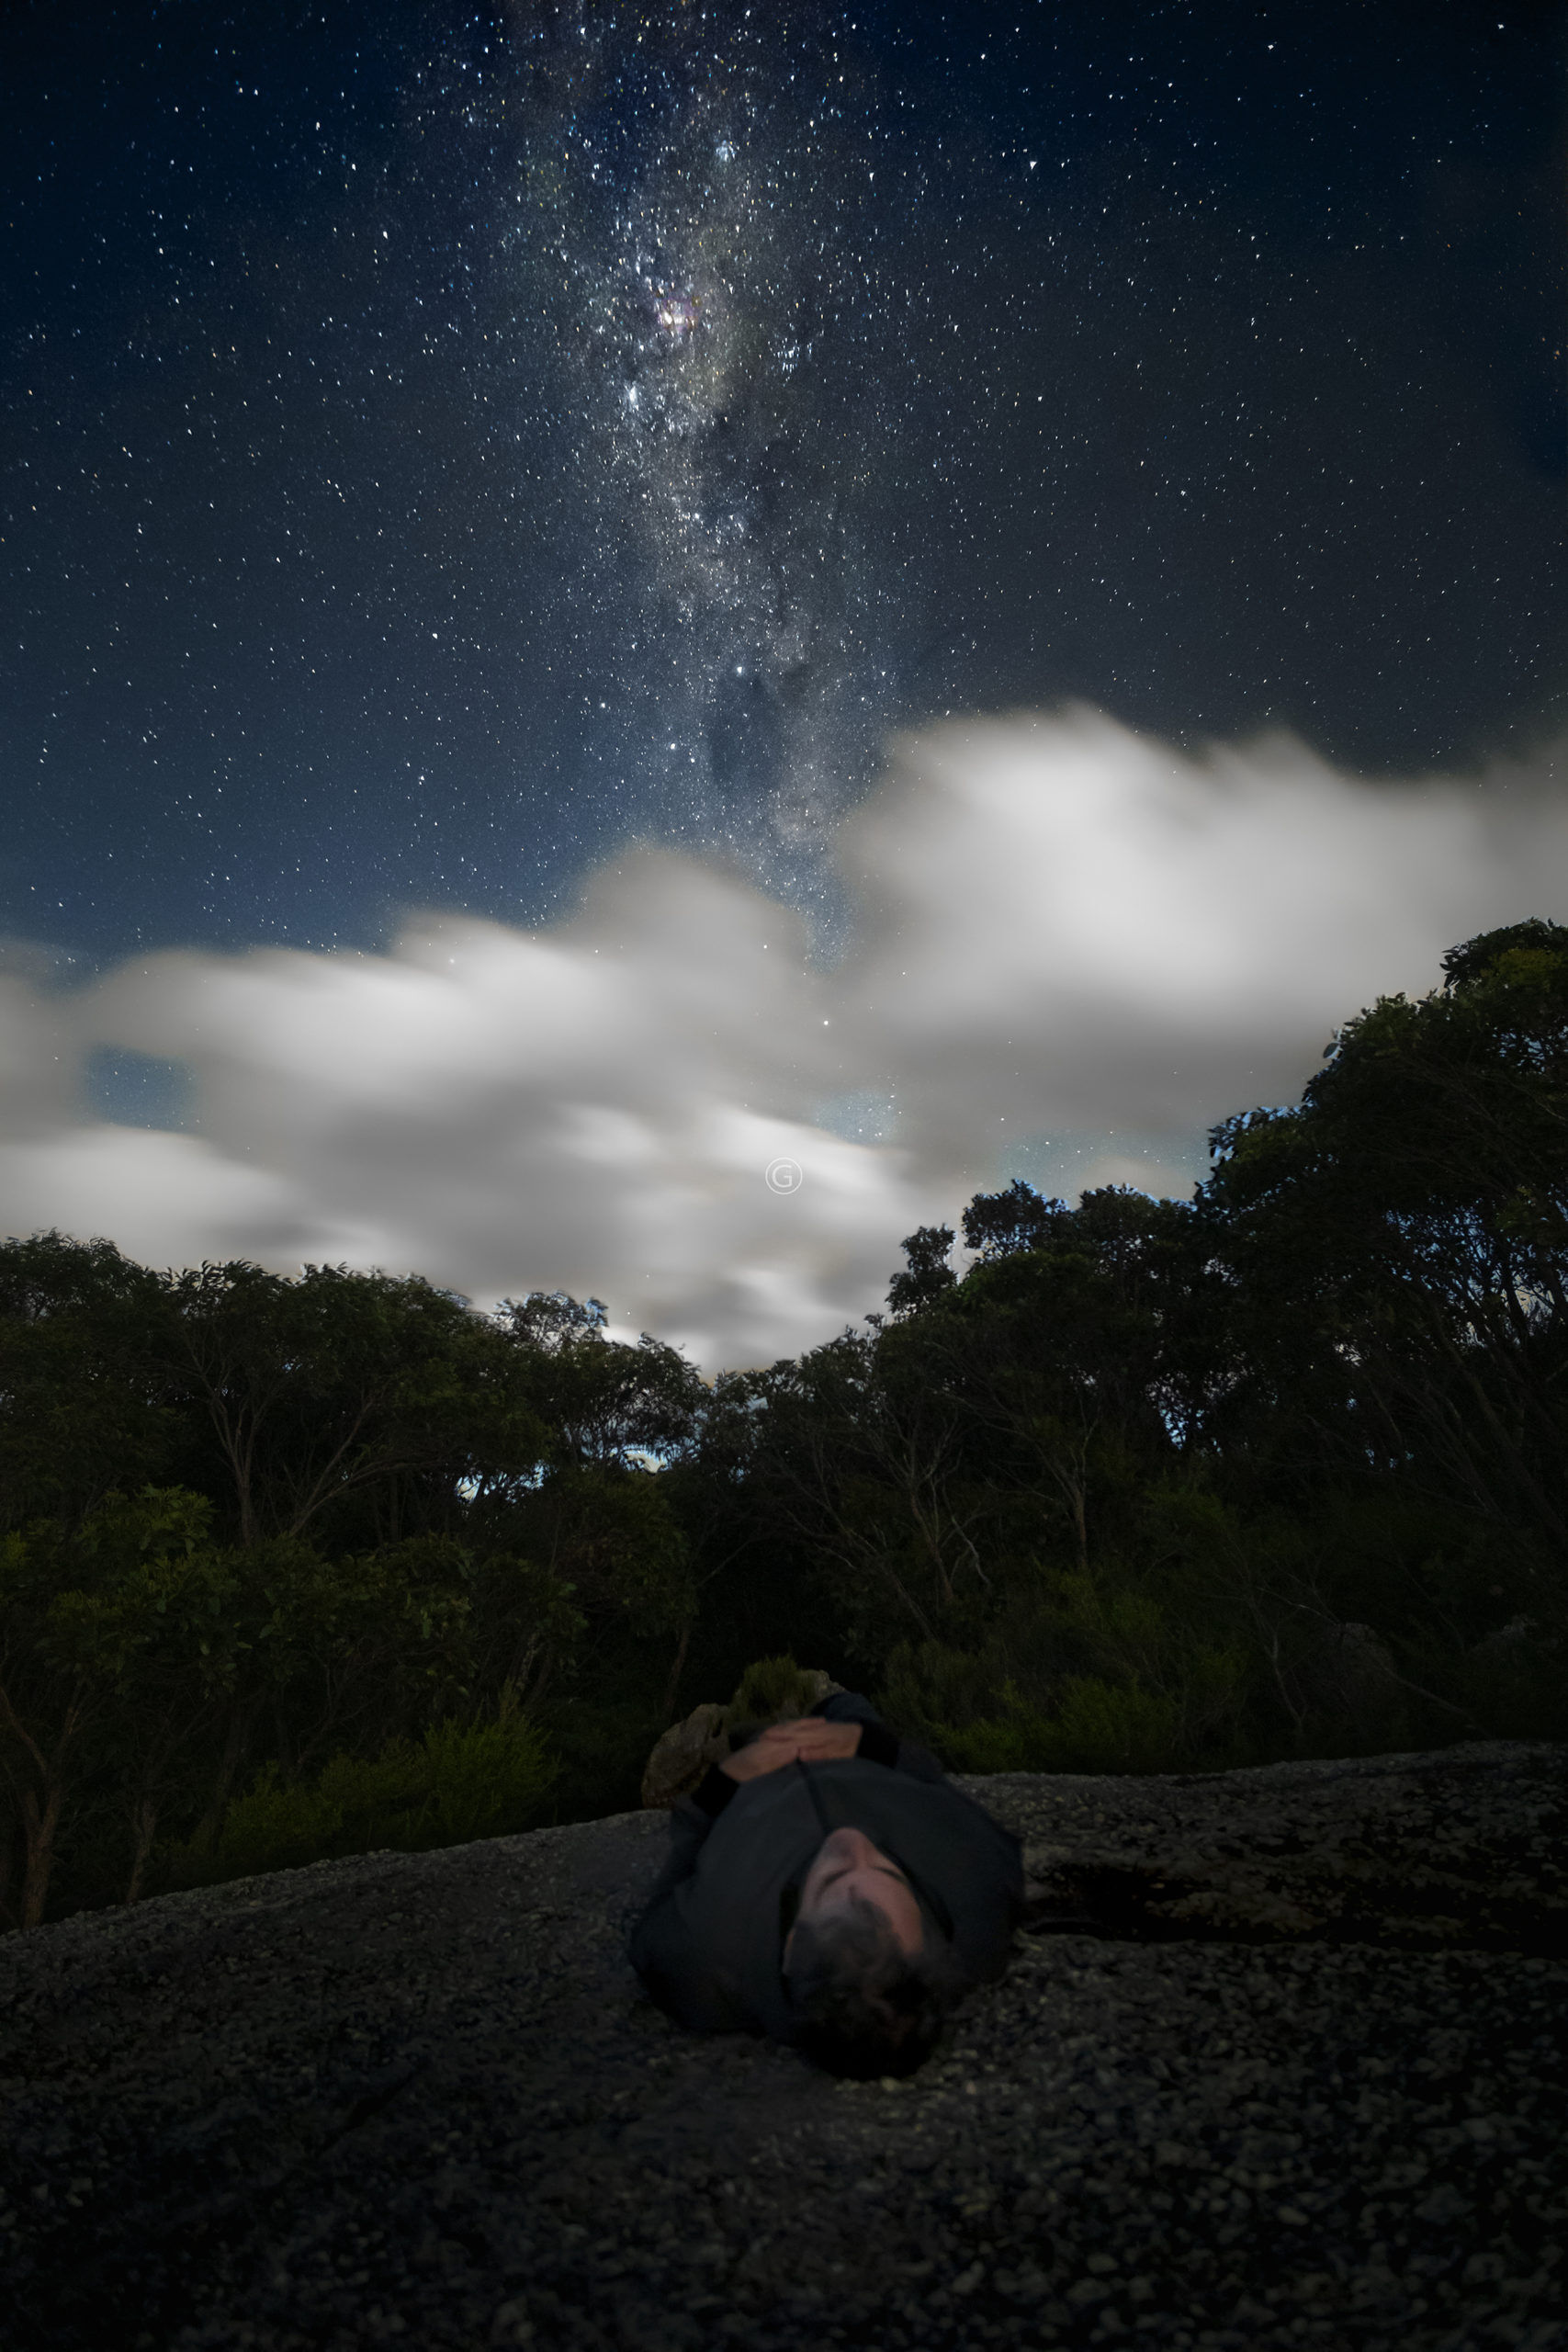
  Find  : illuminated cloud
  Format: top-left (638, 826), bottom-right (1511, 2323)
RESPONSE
top-left (1, 711), bottom-right (1562, 1367)
top-left (834, 708), bottom-right (1568, 1168)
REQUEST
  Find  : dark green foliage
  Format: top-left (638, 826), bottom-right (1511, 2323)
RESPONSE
top-left (1204, 921), bottom-right (1568, 1558)
top-left (3, 922), bottom-right (1566, 1925)
top-left (962, 1177), bottom-right (1071, 1263)
top-left (0, 1235), bottom-right (177, 1523)
top-left (886, 1224), bottom-right (958, 1317)
top-left (176, 1699), bottom-right (558, 1883)
top-left (0, 1256), bottom-right (699, 1924)
top-left (724, 1653), bottom-right (830, 1728)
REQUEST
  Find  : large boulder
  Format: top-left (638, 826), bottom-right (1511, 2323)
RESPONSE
top-left (3, 1740), bottom-right (1564, 2352)
top-left (638, 1700), bottom-right (730, 1808)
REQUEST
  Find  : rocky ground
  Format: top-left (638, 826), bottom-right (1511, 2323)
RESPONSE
top-left (3, 1742), bottom-right (1565, 2352)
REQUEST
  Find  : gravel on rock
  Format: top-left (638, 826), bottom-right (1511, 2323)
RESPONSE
top-left (2, 1742), bottom-right (1564, 2351)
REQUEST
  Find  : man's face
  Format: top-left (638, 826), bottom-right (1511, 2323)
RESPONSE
top-left (783, 1826), bottom-right (924, 1970)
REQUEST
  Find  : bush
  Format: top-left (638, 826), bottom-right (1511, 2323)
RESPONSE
top-left (724, 1653), bottom-right (831, 1728)
top-left (876, 1639), bottom-right (998, 1752)
top-left (1024, 1676), bottom-right (1182, 1773)
top-left (421, 1708), bottom-right (558, 1843)
top-left (875, 1623), bottom-right (1245, 1777)
top-left (886, 1668), bottom-right (1183, 1775)
top-left (189, 1700), bottom-right (558, 1883)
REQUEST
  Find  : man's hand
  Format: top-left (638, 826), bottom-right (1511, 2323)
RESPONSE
top-left (718, 1716), bottom-right (863, 1782)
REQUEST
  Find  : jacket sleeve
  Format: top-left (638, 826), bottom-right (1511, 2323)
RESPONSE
top-left (632, 1768), bottom-right (736, 1914)
top-left (811, 1690), bottom-right (948, 1785)
top-left (626, 1784), bottom-right (752, 2032)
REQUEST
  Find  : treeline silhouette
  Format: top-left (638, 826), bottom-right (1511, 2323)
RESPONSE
top-left (3, 922), bottom-right (1564, 1928)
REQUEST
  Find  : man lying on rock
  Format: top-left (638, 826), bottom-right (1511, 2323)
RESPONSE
top-left (628, 1690), bottom-right (1023, 2080)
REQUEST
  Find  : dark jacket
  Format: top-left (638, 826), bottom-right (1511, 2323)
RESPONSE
top-left (627, 1692), bottom-right (1023, 2042)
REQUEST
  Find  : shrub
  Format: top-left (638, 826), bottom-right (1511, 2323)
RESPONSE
top-left (1029, 1675), bottom-right (1184, 1772)
top-left (192, 1698), bottom-right (557, 1883)
top-left (874, 1639), bottom-right (998, 1754)
top-left (910, 1673), bottom-right (1182, 1775)
top-left (876, 1628), bottom-right (1243, 1777)
top-left (421, 1708), bottom-right (558, 1843)
top-left (724, 1653), bottom-right (830, 1728)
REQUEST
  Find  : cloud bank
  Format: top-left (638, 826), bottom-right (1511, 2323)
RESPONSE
top-left (3, 710), bottom-right (1563, 1367)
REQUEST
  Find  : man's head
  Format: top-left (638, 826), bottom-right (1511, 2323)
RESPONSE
top-left (782, 1828), bottom-right (953, 2078)
top-left (785, 1827), bottom-right (924, 1961)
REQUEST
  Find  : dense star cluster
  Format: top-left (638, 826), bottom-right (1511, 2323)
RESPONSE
top-left (2, 2), bottom-right (1562, 967)
top-left (487, 8), bottom-right (910, 885)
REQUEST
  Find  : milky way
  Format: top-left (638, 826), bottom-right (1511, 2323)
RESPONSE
top-left (466, 10), bottom-right (926, 901)
top-left (2, 0), bottom-right (1562, 962)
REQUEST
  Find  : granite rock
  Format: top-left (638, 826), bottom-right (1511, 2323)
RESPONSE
top-left (2, 1741), bottom-right (1564, 2351)
top-left (639, 1702), bottom-right (731, 1810)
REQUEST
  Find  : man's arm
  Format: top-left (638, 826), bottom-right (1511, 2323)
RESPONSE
top-left (637, 1719), bottom-right (863, 1921)
top-left (716, 1716), bottom-right (862, 1780)
top-left (810, 1690), bottom-right (947, 1783)
top-left (633, 1781), bottom-right (728, 1917)
top-left (626, 1782), bottom-right (745, 2029)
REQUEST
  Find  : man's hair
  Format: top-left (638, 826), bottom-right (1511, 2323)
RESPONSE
top-left (783, 1895), bottom-right (958, 2079)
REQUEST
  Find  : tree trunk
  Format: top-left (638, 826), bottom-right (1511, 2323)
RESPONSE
top-left (0, 1685), bottom-right (82, 1928)
top-left (190, 1705), bottom-right (249, 1859)
top-left (124, 1795), bottom-right (159, 1905)
top-left (1072, 1480), bottom-right (1089, 1575)
top-left (660, 1621), bottom-right (692, 1722)
top-left (19, 1780), bottom-right (63, 1929)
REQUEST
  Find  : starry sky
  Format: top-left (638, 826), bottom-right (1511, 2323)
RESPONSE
top-left (6, 0), bottom-right (1562, 964)
top-left (1, 1), bottom-right (1564, 1359)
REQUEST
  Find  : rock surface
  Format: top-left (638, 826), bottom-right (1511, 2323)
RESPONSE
top-left (639, 1701), bottom-right (731, 1809)
top-left (3, 1742), bottom-right (1565, 2352)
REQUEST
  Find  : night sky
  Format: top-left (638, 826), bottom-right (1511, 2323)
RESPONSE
top-left (1, 1), bottom-right (1564, 1360)
top-left (7, 0), bottom-right (1562, 963)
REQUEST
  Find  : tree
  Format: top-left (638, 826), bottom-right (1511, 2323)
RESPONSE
top-left (886, 1225), bottom-right (958, 1318)
top-left (158, 1261), bottom-right (546, 1547)
top-left (0, 1233), bottom-right (177, 1532)
top-left (1205, 921), bottom-right (1568, 1560)
top-left (734, 1324), bottom-right (992, 1665)
top-left (0, 1488), bottom-right (238, 1927)
top-left (961, 1178), bottom-right (1071, 1264)
top-left (497, 1291), bottom-right (705, 1469)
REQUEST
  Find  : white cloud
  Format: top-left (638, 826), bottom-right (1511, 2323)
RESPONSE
top-left (2, 709), bottom-right (1563, 1367)
top-left (834, 708), bottom-right (1568, 1163)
